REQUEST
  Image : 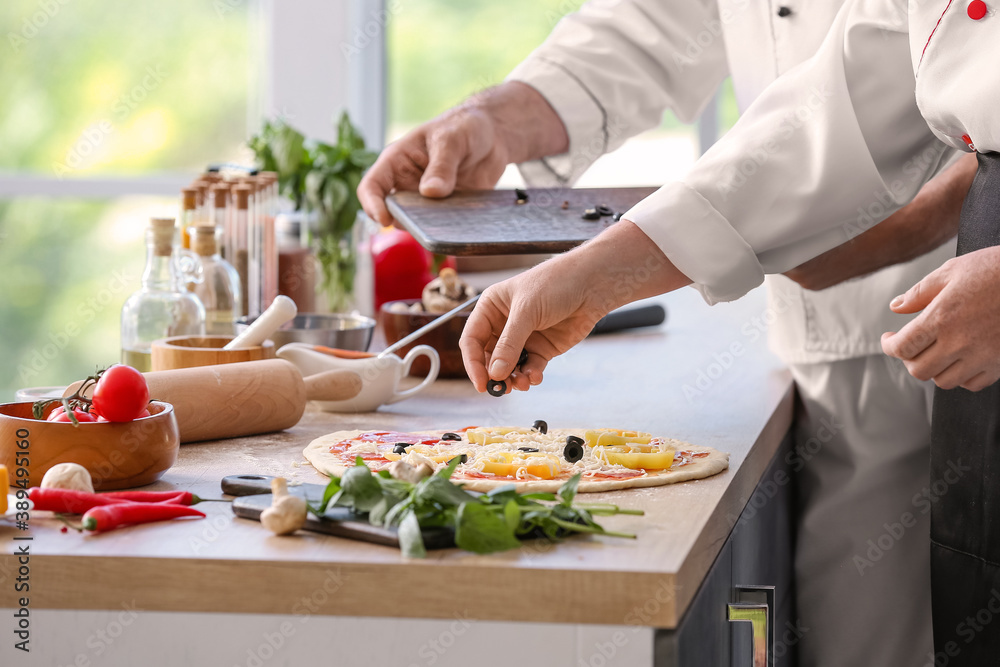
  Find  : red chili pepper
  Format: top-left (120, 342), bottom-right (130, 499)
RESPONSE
top-left (82, 503), bottom-right (205, 532)
top-left (100, 490), bottom-right (199, 505)
top-left (28, 487), bottom-right (128, 514)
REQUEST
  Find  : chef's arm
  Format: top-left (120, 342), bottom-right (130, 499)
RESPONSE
top-left (783, 153), bottom-right (977, 291)
top-left (462, 0), bottom-right (955, 387)
top-left (508, 0), bottom-right (729, 186)
top-left (624, 0), bottom-right (949, 305)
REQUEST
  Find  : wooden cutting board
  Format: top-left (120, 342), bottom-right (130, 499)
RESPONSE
top-left (222, 474), bottom-right (455, 549)
top-left (386, 187), bottom-right (657, 255)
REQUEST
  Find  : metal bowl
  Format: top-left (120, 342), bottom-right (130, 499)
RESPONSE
top-left (236, 313), bottom-right (375, 351)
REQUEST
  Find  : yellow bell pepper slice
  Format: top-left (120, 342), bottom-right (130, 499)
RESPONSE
top-left (595, 447), bottom-right (675, 470)
top-left (480, 460), bottom-right (556, 479)
top-left (584, 429), bottom-right (652, 448)
top-left (0, 465), bottom-right (8, 514)
top-left (478, 452), bottom-right (560, 479)
top-left (466, 427), bottom-right (533, 445)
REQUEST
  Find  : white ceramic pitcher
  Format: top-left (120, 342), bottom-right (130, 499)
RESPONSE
top-left (276, 343), bottom-right (440, 413)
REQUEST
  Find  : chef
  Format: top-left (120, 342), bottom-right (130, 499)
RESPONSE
top-left (449, 0), bottom-right (1000, 661)
top-left (358, 1), bottom-right (976, 664)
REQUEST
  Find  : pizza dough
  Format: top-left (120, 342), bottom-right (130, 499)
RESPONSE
top-left (304, 427), bottom-right (729, 493)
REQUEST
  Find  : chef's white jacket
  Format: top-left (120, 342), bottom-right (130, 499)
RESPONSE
top-left (509, 0), bottom-right (962, 363)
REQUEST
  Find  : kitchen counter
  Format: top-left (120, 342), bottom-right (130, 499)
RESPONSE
top-left (0, 286), bottom-right (792, 632)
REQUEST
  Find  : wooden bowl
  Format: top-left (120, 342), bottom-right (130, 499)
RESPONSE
top-left (380, 299), bottom-right (468, 378)
top-left (0, 401), bottom-right (180, 491)
top-left (151, 335), bottom-right (275, 371)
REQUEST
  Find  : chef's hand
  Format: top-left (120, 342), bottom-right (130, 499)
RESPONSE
top-left (357, 82), bottom-right (568, 227)
top-left (460, 222), bottom-right (691, 392)
top-left (881, 247), bottom-right (1000, 391)
top-left (783, 153), bottom-right (976, 290)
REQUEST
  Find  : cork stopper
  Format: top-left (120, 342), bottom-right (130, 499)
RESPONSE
top-left (211, 184), bottom-right (228, 209)
top-left (149, 217), bottom-right (176, 257)
top-left (192, 225), bottom-right (218, 256)
top-left (182, 188), bottom-right (197, 211)
top-left (234, 185), bottom-right (251, 210)
top-left (193, 180), bottom-right (210, 207)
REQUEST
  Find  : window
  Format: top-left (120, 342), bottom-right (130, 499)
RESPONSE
top-left (0, 0), bottom-right (257, 399)
top-left (386, 0), bottom-right (727, 189)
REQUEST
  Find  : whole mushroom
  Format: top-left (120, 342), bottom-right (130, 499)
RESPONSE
top-left (421, 268), bottom-right (476, 314)
top-left (259, 477), bottom-right (307, 536)
top-left (41, 463), bottom-right (94, 494)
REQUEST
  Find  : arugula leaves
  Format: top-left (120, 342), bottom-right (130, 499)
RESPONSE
top-left (308, 460), bottom-right (644, 558)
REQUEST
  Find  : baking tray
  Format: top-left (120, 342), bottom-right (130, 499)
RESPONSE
top-left (386, 187), bottom-right (657, 255)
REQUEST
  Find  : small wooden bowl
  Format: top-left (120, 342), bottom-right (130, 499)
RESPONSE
top-left (151, 335), bottom-right (275, 371)
top-left (380, 299), bottom-right (469, 378)
top-left (0, 401), bottom-right (180, 491)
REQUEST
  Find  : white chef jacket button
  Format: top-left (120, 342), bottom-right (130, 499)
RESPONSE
top-left (777, 6), bottom-right (793, 17)
top-left (968, 0), bottom-right (988, 20)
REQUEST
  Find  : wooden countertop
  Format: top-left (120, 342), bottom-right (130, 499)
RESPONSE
top-left (0, 287), bottom-right (792, 628)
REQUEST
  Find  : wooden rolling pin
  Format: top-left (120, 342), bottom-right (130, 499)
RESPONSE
top-left (66, 360), bottom-right (362, 443)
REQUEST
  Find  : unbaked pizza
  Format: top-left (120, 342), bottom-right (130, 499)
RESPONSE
top-left (304, 423), bottom-right (729, 493)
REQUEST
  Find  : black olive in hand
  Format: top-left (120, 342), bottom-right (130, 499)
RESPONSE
top-left (487, 380), bottom-right (507, 397)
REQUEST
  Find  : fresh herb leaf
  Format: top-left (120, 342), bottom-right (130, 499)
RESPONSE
top-left (320, 476), bottom-right (342, 513)
top-left (521, 492), bottom-right (558, 502)
top-left (503, 499), bottom-right (520, 532)
top-left (486, 484), bottom-right (518, 499)
top-left (340, 464), bottom-right (384, 513)
top-left (398, 508), bottom-right (426, 559)
top-left (437, 456), bottom-right (462, 480)
top-left (455, 502), bottom-right (521, 554)
top-left (557, 474), bottom-right (581, 505)
top-left (414, 475), bottom-right (477, 509)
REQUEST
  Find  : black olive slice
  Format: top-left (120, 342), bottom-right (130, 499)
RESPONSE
top-left (518, 447), bottom-right (539, 452)
top-left (581, 208), bottom-right (600, 220)
top-left (515, 188), bottom-right (528, 204)
top-left (595, 205), bottom-right (614, 217)
top-left (564, 436), bottom-right (585, 463)
top-left (532, 419), bottom-right (548, 435)
top-left (441, 432), bottom-right (462, 441)
top-left (487, 380), bottom-right (507, 397)
top-left (449, 454), bottom-right (468, 465)
top-left (517, 349), bottom-right (529, 369)
top-left (612, 212), bottom-right (624, 221)
top-left (392, 442), bottom-right (414, 454)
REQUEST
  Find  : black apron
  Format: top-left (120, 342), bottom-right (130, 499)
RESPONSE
top-left (930, 151), bottom-right (1000, 662)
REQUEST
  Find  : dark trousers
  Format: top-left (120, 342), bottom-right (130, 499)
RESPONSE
top-left (930, 151), bottom-right (1000, 662)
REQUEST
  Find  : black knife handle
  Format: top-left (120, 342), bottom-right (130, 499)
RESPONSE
top-left (590, 304), bottom-right (667, 335)
top-left (221, 474), bottom-right (281, 496)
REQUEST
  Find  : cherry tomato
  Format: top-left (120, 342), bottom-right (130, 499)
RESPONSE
top-left (370, 227), bottom-right (455, 310)
top-left (95, 408), bottom-right (149, 423)
top-left (91, 365), bottom-right (150, 422)
top-left (47, 406), bottom-right (97, 423)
